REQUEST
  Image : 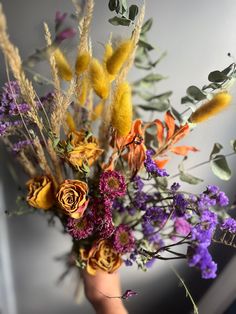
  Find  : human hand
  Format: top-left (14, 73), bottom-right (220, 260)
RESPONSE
top-left (82, 269), bottom-right (128, 314)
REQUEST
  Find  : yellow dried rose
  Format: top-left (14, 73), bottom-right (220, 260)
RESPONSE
top-left (66, 130), bottom-right (103, 170)
top-left (56, 179), bottom-right (89, 219)
top-left (80, 240), bottom-right (122, 275)
top-left (26, 176), bottom-right (55, 210)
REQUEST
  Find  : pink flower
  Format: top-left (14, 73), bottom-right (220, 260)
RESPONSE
top-left (99, 170), bottom-right (126, 199)
top-left (67, 215), bottom-right (93, 240)
top-left (174, 218), bottom-right (191, 236)
top-left (113, 224), bottom-right (135, 254)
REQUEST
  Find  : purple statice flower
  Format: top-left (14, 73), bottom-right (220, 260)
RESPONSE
top-left (142, 221), bottom-right (164, 246)
top-left (171, 182), bottom-right (181, 192)
top-left (113, 199), bottom-right (126, 213)
top-left (0, 121), bottom-right (10, 136)
top-left (206, 185), bottom-right (220, 195)
top-left (113, 224), bottom-right (135, 254)
top-left (133, 191), bottom-right (150, 211)
top-left (99, 170), bottom-right (126, 199)
top-left (188, 245), bottom-right (217, 279)
top-left (220, 217), bottom-right (236, 233)
top-left (55, 11), bottom-right (67, 26)
top-left (124, 259), bottom-right (133, 266)
top-left (144, 150), bottom-right (168, 177)
top-left (144, 206), bottom-right (168, 226)
top-left (173, 193), bottom-right (189, 217)
top-left (216, 191), bottom-right (229, 207)
top-left (200, 209), bottom-right (218, 230)
top-left (145, 258), bottom-right (156, 268)
top-left (132, 176), bottom-right (144, 191)
top-left (197, 193), bottom-right (216, 211)
top-left (174, 217), bottom-right (191, 236)
top-left (67, 216), bottom-right (93, 240)
top-left (12, 139), bottom-right (32, 153)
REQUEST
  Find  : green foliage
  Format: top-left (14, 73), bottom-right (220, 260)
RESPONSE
top-left (178, 158), bottom-right (203, 185)
top-left (108, 0), bottom-right (139, 26)
top-left (211, 155), bottom-right (232, 181)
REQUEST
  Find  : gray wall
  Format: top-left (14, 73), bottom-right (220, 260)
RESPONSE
top-left (1, 1), bottom-right (236, 313)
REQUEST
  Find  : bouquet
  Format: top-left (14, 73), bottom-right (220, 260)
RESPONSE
top-left (1, 0), bottom-right (236, 311)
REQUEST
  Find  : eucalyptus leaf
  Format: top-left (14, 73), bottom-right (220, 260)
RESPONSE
top-left (208, 70), bottom-right (228, 83)
top-left (230, 139), bottom-right (236, 152)
top-left (147, 91), bottom-right (172, 102)
top-left (179, 172), bottom-right (203, 185)
top-left (210, 143), bottom-right (223, 160)
top-left (141, 18), bottom-right (153, 33)
top-left (211, 155), bottom-right (231, 181)
top-left (138, 39), bottom-right (154, 51)
top-left (221, 63), bottom-right (235, 76)
top-left (181, 96), bottom-right (195, 105)
top-left (108, 0), bottom-right (119, 11)
top-left (154, 177), bottom-right (168, 189)
top-left (133, 73), bottom-right (166, 86)
top-left (128, 5), bottom-right (139, 20)
top-left (120, 0), bottom-right (128, 14)
top-left (186, 86), bottom-right (206, 101)
top-left (108, 16), bottom-right (131, 26)
top-left (138, 101), bottom-right (170, 112)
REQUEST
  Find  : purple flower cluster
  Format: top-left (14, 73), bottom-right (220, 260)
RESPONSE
top-left (188, 245), bottom-right (217, 279)
top-left (188, 209), bottom-right (218, 279)
top-left (220, 217), bottom-right (236, 233)
top-left (144, 150), bottom-right (168, 177)
top-left (144, 206), bottom-right (168, 226)
top-left (197, 185), bottom-right (229, 211)
top-left (12, 140), bottom-right (32, 154)
top-left (0, 81), bottom-right (28, 137)
top-left (174, 218), bottom-right (191, 236)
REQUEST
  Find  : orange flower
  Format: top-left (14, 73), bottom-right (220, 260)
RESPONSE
top-left (56, 179), bottom-right (88, 219)
top-left (26, 176), bottom-right (55, 210)
top-left (80, 240), bottom-right (122, 275)
top-left (66, 130), bottom-right (103, 170)
top-left (115, 119), bottom-right (146, 174)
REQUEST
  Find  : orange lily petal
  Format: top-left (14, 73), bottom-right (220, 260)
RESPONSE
top-left (155, 159), bottom-right (169, 169)
top-left (154, 119), bottom-right (165, 147)
top-left (170, 145), bottom-right (199, 156)
top-left (165, 111), bottom-right (176, 140)
top-left (172, 124), bottom-right (190, 145)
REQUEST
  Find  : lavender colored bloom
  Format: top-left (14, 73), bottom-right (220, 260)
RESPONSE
top-left (113, 224), bottom-right (135, 254)
top-left (55, 11), bottom-right (67, 25)
top-left (197, 193), bottom-right (216, 211)
top-left (12, 139), bottom-right (32, 153)
top-left (0, 121), bottom-right (10, 136)
top-left (220, 217), bottom-right (236, 233)
top-left (145, 258), bottom-right (156, 268)
top-left (144, 150), bottom-right (168, 177)
top-left (99, 170), bottom-right (126, 199)
top-left (174, 217), bottom-right (191, 236)
top-left (124, 259), bottom-right (133, 266)
top-left (206, 185), bottom-right (220, 195)
top-left (67, 216), bottom-right (94, 240)
top-left (132, 175), bottom-right (144, 191)
top-left (133, 191), bottom-right (150, 211)
top-left (142, 221), bottom-right (164, 246)
top-left (188, 245), bottom-right (217, 279)
top-left (171, 182), bottom-right (181, 192)
top-left (216, 191), bottom-right (229, 207)
top-left (173, 193), bottom-right (189, 217)
top-left (144, 206), bottom-right (168, 226)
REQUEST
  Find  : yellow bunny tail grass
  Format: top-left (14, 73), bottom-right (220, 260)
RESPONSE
top-left (91, 101), bottom-right (104, 121)
top-left (90, 58), bottom-right (109, 99)
top-left (78, 77), bottom-right (89, 105)
top-left (106, 40), bottom-right (133, 76)
top-left (54, 48), bottom-right (73, 81)
top-left (75, 51), bottom-right (91, 76)
top-left (66, 112), bottom-right (76, 131)
top-left (190, 92), bottom-right (232, 123)
top-left (103, 43), bottom-right (113, 64)
top-left (111, 82), bottom-right (133, 136)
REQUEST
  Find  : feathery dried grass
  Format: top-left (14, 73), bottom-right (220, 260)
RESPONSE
top-left (33, 136), bottom-right (52, 175)
top-left (17, 151), bottom-right (37, 177)
top-left (53, 49), bottom-right (73, 81)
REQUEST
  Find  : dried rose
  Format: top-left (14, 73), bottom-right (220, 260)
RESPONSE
top-left (56, 179), bottom-right (88, 219)
top-left (66, 130), bottom-right (102, 170)
top-left (26, 176), bottom-right (54, 210)
top-left (80, 240), bottom-right (122, 275)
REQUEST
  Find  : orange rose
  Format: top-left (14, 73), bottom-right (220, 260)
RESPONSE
top-left (80, 240), bottom-right (122, 275)
top-left (26, 176), bottom-right (54, 210)
top-left (66, 130), bottom-right (102, 170)
top-left (56, 179), bottom-right (88, 219)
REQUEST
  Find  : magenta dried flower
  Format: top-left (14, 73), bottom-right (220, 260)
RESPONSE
top-left (67, 216), bottom-right (93, 240)
top-left (113, 224), bottom-right (135, 254)
top-left (99, 170), bottom-right (126, 199)
top-left (90, 197), bottom-right (113, 225)
top-left (97, 215), bottom-right (115, 239)
top-left (121, 289), bottom-right (138, 300)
